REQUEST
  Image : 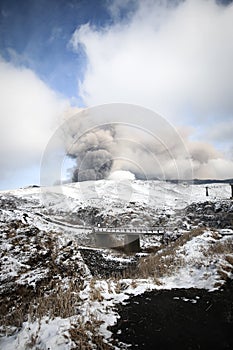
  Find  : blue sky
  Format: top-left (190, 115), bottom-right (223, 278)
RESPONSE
top-left (0, 0), bottom-right (233, 189)
top-left (0, 0), bottom-right (112, 103)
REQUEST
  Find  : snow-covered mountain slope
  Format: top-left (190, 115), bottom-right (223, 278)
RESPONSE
top-left (1, 179), bottom-right (232, 230)
top-left (0, 180), bottom-right (233, 349)
top-left (5, 179), bottom-right (231, 210)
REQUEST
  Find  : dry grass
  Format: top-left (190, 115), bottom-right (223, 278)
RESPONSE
top-left (0, 278), bottom-right (83, 335)
top-left (136, 252), bottom-right (185, 280)
top-left (226, 255), bottom-right (233, 265)
top-left (205, 238), bottom-right (233, 256)
top-left (217, 269), bottom-right (229, 281)
top-left (170, 228), bottom-right (204, 248)
top-left (143, 245), bottom-right (161, 254)
top-left (89, 278), bottom-right (104, 302)
top-left (0, 285), bottom-right (35, 330)
top-left (128, 228), bottom-right (205, 280)
top-left (26, 319), bottom-right (42, 349)
top-left (200, 236), bottom-right (233, 285)
top-left (1, 277), bottom-right (115, 347)
top-left (69, 318), bottom-right (113, 350)
top-left (28, 279), bottom-right (82, 322)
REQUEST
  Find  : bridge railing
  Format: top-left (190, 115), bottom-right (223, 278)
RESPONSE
top-left (92, 226), bottom-right (169, 234)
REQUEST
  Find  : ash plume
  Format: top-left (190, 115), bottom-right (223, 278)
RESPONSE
top-left (72, 149), bottom-right (113, 181)
top-left (62, 105), bottom-right (233, 183)
top-left (64, 114), bottom-right (116, 181)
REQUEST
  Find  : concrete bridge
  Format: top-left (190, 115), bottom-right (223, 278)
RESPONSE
top-left (93, 227), bottom-right (166, 252)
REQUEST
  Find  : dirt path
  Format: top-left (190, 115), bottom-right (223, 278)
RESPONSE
top-left (110, 279), bottom-right (233, 349)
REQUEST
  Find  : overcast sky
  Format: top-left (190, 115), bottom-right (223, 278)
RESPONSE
top-left (0, 0), bottom-right (233, 189)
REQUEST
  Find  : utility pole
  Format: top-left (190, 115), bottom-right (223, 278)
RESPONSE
top-left (205, 186), bottom-right (209, 197)
top-left (230, 183), bottom-right (233, 199)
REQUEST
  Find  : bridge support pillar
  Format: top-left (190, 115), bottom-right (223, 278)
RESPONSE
top-left (95, 233), bottom-right (112, 248)
top-left (124, 234), bottom-right (140, 253)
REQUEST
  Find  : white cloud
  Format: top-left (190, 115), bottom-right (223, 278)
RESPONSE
top-left (72, 0), bottom-right (233, 122)
top-left (70, 0), bottom-right (233, 179)
top-left (0, 58), bottom-right (69, 182)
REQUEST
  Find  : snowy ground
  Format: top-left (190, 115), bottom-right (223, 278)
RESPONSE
top-left (0, 180), bottom-right (233, 349)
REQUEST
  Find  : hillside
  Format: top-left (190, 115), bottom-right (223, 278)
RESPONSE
top-left (0, 180), bottom-right (233, 349)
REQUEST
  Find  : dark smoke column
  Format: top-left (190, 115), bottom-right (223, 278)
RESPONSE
top-left (65, 121), bottom-right (116, 183)
top-left (72, 149), bottom-right (113, 182)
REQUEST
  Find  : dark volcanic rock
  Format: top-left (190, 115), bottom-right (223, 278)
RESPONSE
top-left (185, 201), bottom-right (233, 229)
top-left (110, 279), bottom-right (233, 350)
top-left (79, 248), bottom-right (137, 277)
